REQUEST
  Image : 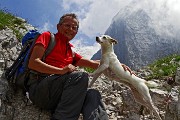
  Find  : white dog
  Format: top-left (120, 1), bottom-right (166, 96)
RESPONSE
top-left (89, 35), bottom-right (162, 120)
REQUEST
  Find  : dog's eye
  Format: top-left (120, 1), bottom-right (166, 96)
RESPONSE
top-left (102, 36), bottom-right (106, 39)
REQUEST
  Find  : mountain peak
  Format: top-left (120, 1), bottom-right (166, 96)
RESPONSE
top-left (92, 4), bottom-right (180, 70)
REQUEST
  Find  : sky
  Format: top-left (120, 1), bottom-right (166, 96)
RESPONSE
top-left (0, 0), bottom-right (132, 59)
top-left (0, 0), bottom-right (180, 59)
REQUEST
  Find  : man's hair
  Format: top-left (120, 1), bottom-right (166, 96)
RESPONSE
top-left (59, 13), bottom-right (79, 29)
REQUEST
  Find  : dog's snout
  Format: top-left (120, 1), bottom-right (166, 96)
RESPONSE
top-left (96, 37), bottom-right (100, 42)
top-left (96, 37), bottom-right (98, 40)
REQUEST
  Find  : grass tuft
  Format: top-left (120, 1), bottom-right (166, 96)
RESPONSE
top-left (146, 54), bottom-right (180, 79)
top-left (0, 10), bottom-right (26, 40)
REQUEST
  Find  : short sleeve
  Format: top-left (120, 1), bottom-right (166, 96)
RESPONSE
top-left (35, 31), bottom-right (51, 49)
top-left (73, 52), bottom-right (82, 65)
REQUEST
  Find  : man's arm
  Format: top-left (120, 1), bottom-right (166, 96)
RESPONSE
top-left (75, 58), bottom-right (100, 69)
top-left (76, 58), bottom-right (135, 75)
top-left (28, 44), bottom-right (76, 74)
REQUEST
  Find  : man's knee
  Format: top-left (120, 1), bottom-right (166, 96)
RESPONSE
top-left (79, 72), bottom-right (89, 85)
top-left (86, 89), bottom-right (102, 101)
top-left (82, 89), bottom-right (102, 111)
top-left (81, 72), bottom-right (89, 80)
top-left (67, 71), bottom-right (89, 89)
top-left (82, 89), bottom-right (108, 120)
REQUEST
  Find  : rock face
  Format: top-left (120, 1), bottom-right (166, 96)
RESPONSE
top-left (0, 24), bottom-right (52, 120)
top-left (92, 3), bottom-right (180, 70)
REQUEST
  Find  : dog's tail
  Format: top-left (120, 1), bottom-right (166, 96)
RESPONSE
top-left (145, 81), bottom-right (159, 88)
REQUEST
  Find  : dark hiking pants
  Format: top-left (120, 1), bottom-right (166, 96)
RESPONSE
top-left (82, 89), bottom-right (109, 120)
top-left (28, 71), bottom-right (108, 120)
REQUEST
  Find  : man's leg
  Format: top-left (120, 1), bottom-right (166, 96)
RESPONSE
top-left (51, 71), bottom-right (89, 120)
top-left (29, 71), bottom-right (88, 120)
top-left (82, 89), bottom-right (109, 120)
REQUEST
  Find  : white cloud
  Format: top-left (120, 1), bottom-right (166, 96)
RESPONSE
top-left (59, 0), bottom-right (180, 58)
top-left (125, 0), bottom-right (180, 34)
top-left (166, 0), bottom-right (180, 31)
top-left (79, 0), bottom-right (130, 37)
top-left (61, 0), bottom-right (180, 37)
top-left (39, 22), bottom-right (53, 33)
top-left (61, 0), bottom-right (132, 38)
top-left (71, 38), bottom-right (100, 59)
top-left (59, 0), bottom-right (132, 58)
top-left (62, 0), bottom-right (92, 10)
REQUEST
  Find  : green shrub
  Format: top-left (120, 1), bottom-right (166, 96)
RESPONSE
top-left (146, 54), bottom-right (180, 79)
top-left (0, 10), bottom-right (25, 40)
top-left (84, 67), bottom-right (95, 73)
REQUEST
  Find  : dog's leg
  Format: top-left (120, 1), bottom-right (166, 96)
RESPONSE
top-left (129, 85), bottom-right (157, 119)
top-left (89, 72), bottom-right (102, 87)
top-left (89, 63), bottom-right (109, 87)
top-left (120, 82), bottom-right (149, 109)
top-left (144, 98), bottom-right (162, 120)
top-left (104, 70), bottom-right (149, 106)
top-left (129, 85), bottom-right (148, 107)
top-left (92, 63), bottom-right (109, 75)
top-left (137, 84), bottom-right (162, 120)
top-left (144, 99), bottom-right (162, 120)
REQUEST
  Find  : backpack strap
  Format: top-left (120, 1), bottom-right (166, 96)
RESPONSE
top-left (42, 32), bottom-right (56, 61)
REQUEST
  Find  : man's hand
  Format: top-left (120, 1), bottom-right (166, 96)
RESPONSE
top-left (63, 64), bottom-right (77, 74)
top-left (121, 64), bottom-right (136, 76)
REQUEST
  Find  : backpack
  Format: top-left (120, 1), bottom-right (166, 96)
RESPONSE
top-left (5, 30), bottom-right (56, 91)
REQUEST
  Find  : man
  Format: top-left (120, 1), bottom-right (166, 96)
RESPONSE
top-left (27, 13), bottom-right (108, 120)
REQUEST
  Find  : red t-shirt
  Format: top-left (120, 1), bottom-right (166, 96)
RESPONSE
top-left (35, 31), bottom-right (82, 68)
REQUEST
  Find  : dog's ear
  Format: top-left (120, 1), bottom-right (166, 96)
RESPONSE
top-left (111, 39), bottom-right (118, 44)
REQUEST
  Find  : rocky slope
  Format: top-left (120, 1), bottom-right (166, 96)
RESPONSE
top-left (0, 12), bottom-right (180, 120)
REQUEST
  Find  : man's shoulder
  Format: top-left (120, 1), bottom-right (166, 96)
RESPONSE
top-left (41, 31), bottom-right (51, 36)
top-left (35, 31), bottom-right (53, 47)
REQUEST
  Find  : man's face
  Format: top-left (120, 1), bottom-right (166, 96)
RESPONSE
top-left (57, 16), bottom-right (78, 41)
